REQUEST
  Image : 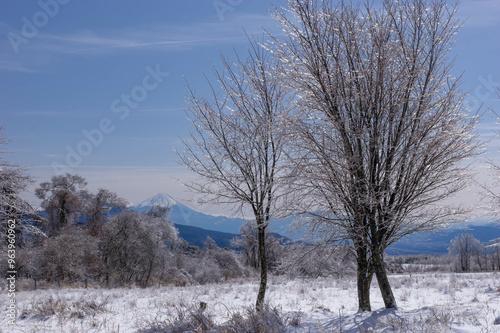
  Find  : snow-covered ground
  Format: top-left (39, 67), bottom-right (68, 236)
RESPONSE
top-left (2, 272), bottom-right (499, 332)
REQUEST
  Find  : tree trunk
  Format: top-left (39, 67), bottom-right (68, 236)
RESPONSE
top-left (373, 249), bottom-right (398, 310)
top-left (256, 222), bottom-right (268, 310)
top-left (144, 257), bottom-right (155, 287)
top-left (356, 247), bottom-right (373, 312)
top-left (483, 248), bottom-right (488, 271)
top-left (476, 251), bottom-right (483, 272)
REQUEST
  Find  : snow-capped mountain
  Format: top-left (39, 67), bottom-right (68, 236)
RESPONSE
top-left (128, 193), bottom-right (500, 254)
top-left (129, 193), bottom-right (246, 234)
top-left (131, 193), bottom-right (189, 212)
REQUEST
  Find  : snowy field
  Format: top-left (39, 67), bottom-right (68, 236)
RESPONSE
top-left (2, 272), bottom-right (499, 332)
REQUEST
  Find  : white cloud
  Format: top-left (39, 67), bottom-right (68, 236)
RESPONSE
top-left (138, 107), bottom-right (184, 113)
top-left (29, 14), bottom-right (275, 55)
top-left (15, 110), bottom-right (66, 116)
top-left (0, 60), bottom-right (42, 73)
top-left (44, 154), bottom-right (63, 158)
top-left (0, 13), bottom-right (276, 73)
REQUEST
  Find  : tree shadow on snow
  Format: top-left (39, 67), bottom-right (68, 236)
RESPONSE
top-left (324, 308), bottom-right (400, 332)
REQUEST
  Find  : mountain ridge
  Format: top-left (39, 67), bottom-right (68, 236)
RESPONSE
top-left (130, 193), bottom-right (500, 255)
top-left (129, 193), bottom-right (247, 234)
top-left (131, 193), bottom-right (205, 215)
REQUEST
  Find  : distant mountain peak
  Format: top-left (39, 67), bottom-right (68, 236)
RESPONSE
top-left (133, 192), bottom-right (183, 209)
top-left (129, 193), bottom-right (246, 234)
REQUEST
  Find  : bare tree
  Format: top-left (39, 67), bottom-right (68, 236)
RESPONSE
top-left (99, 210), bottom-right (177, 286)
top-left (42, 227), bottom-right (101, 284)
top-left (177, 37), bottom-right (291, 308)
top-left (449, 233), bottom-right (480, 272)
top-left (35, 173), bottom-right (88, 237)
top-left (146, 204), bottom-right (171, 219)
top-left (0, 167), bottom-right (31, 222)
top-left (86, 189), bottom-right (127, 237)
top-left (0, 167), bottom-right (35, 247)
top-left (231, 220), bottom-right (283, 272)
top-left (481, 102), bottom-right (500, 218)
top-left (231, 221), bottom-right (259, 269)
top-left (489, 241), bottom-right (500, 270)
top-left (0, 126), bottom-right (44, 247)
top-left (278, 242), bottom-right (354, 279)
top-left (482, 163), bottom-right (500, 216)
top-left (269, 0), bottom-right (480, 311)
top-left (201, 236), bottom-right (244, 281)
top-left (473, 241), bottom-right (487, 272)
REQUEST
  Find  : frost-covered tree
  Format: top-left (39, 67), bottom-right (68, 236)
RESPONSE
top-left (481, 100), bottom-right (500, 219)
top-left (449, 233), bottom-right (480, 272)
top-left (231, 221), bottom-right (259, 269)
top-left (0, 126), bottom-right (44, 247)
top-left (473, 241), bottom-right (488, 272)
top-left (204, 236), bottom-right (218, 250)
top-left (42, 228), bottom-right (101, 284)
top-left (178, 38), bottom-right (291, 308)
top-left (146, 204), bottom-right (171, 219)
top-left (86, 189), bottom-right (127, 237)
top-left (197, 236), bottom-right (244, 282)
top-left (278, 243), bottom-right (355, 279)
top-left (0, 168), bottom-right (33, 247)
top-left (270, 0), bottom-right (480, 311)
top-left (35, 173), bottom-right (89, 237)
top-left (231, 220), bottom-right (283, 272)
top-left (99, 210), bottom-right (178, 286)
top-left (490, 241), bottom-right (500, 270)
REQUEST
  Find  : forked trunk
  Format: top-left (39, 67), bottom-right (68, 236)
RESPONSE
top-left (256, 223), bottom-right (268, 310)
top-left (373, 248), bottom-right (398, 309)
top-left (356, 247), bottom-right (373, 312)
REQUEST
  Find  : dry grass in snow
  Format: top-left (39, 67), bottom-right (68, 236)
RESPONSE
top-left (1, 272), bottom-right (499, 332)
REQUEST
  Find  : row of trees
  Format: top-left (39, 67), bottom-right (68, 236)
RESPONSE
top-left (178, 0), bottom-right (483, 312)
top-left (0, 126), bottom-right (350, 288)
top-left (34, 173), bottom-right (127, 238)
top-left (0, 165), bottom-right (180, 286)
top-left (0, 117), bottom-right (357, 288)
top-left (0, 145), bottom-right (498, 290)
top-left (449, 233), bottom-right (500, 272)
top-left (1, 0), bottom-right (497, 314)
top-left (0, 168), bottom-right (353, 287)
top-left (0, 162), bottom-right (250, 287)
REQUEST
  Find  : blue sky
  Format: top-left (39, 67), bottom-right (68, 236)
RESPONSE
top-left (1, 0), bottom-right (499, 218)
